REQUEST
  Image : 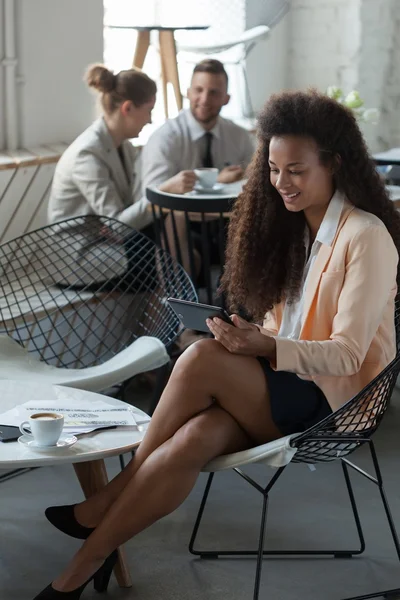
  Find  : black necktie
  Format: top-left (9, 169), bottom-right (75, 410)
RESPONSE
top-left (202, 132), bottom-right (214, 168)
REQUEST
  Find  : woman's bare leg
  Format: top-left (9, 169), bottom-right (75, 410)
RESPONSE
top-left (75, 339), bottom-right (280, 528)
top-left (52, 405), bottom-right (256, 591)
top-left (47, 340), bottom-right (282, 591)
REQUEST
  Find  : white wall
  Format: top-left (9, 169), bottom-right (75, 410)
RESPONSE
top-left (287, 0), bottom-right (361, 92)
top-left (245, 0), bottom-right (400, 152)
top-left (367, 0), bottom-right (400, 151)
top-left (286, 0), bottom-right (400, 152)
top-left (13, 0), bottom-right (103, 148)
top-left (245, 0), bottom-right (289, 115)
top-left (246, 15), bottom-right (288, 115)
top-left (246, 0), bottom-right (363, 117)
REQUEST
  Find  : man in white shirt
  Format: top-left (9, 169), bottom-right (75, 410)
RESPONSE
top-left (142, 59), bottom-right (255, 195)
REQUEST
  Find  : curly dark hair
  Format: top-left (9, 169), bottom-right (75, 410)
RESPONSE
top-left (220, 89), bottom-right (400, 321)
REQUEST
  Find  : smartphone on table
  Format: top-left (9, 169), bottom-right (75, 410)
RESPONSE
top-left (0, 425), bottom-right (21, 443)
top-left (167, 298), bottom-right (234, 333)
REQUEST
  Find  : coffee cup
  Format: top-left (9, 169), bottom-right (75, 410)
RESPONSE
top-left (194, 167), bottom-right (219, 189)
top-left (20, 412), bottom-right (64, 447)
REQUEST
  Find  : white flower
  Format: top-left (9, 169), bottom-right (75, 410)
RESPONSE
top-left (343, 90), bottom-right (364, 109)
top-left (326, 86), bottom-right (343, 101)
top-left (326, 86), bottom-right (378, 125)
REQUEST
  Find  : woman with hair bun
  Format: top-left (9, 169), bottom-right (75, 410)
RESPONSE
top-left (47, 64), bottom-right (157, 285)
top-left (34, 90), bottom-right (400, 599)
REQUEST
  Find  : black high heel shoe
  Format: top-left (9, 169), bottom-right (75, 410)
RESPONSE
top-left (32, 549), bottom-right (118, 599)
top-left (45, 505), bottom-right (94, 540)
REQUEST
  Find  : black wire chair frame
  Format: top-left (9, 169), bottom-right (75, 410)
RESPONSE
top-left (146, 186), bottom-right (236, 305)
top-left (189, 300), bottom-right (400, 600)
top-left (0, 215), bottom-right (196, 398)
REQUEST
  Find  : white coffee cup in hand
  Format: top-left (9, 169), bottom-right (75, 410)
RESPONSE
top-left (20, 412), bottom-right (64, 447)
top-left (194, 168), bottom-right (219, 189)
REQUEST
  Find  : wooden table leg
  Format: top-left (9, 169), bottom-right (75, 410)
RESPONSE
top-left (73, 460), bottom-right (132, 588)
top-left (159, 43), bottom-right (170, 119)
top-left (159, 30), bottom-right (183, 118)
top-left (133, 30), bottom-right (150, 69)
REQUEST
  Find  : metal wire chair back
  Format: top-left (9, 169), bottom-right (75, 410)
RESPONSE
top-left (291, 297), bottom-right (400, 463)
top-left (0, 216), bottom-right (196, 369)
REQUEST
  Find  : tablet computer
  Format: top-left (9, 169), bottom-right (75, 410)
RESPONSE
top-left (167, 298), bottom-right (234, 333)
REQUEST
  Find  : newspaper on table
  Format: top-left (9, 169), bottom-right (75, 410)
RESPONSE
top-left (0, 398), bottom-right (150, 436)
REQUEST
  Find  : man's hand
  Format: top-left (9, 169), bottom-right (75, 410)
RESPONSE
top-left (159, 170), bottom-right (196, 195)
top-left (206, 314), bottom-right (276, 360)
top-left (218, 165), bottom-right (244, 184)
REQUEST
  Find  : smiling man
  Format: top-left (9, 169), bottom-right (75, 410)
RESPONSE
top-left (141, 59), bottom-right (255, 195)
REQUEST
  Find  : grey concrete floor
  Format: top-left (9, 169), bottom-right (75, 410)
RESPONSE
top-left (1, 385), bottom-right (400, 600)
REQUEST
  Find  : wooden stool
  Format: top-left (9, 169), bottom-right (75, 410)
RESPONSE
top-left (107, 25), bottom-right (209, 118)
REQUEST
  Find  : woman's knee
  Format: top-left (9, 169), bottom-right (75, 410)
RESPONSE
top-left (174, 338), bottom-right (226, 377)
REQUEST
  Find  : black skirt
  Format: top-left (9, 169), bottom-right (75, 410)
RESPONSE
top-left (257, 357), bottom-right (332, 436)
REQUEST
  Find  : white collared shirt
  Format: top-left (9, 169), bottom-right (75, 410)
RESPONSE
top-left (141, 109), bottom-right (255, 190)
top-left (278, 191), bottom-right (345, 340)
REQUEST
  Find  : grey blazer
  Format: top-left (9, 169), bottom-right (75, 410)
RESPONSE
top-left (47, 118), bottom-right (153, 283)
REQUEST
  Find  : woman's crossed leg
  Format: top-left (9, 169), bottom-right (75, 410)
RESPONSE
top-left (51, 339), bottom-right (281, 592)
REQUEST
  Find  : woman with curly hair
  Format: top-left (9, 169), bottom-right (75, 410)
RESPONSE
top-left (33, 90), bottom-right (400, 599)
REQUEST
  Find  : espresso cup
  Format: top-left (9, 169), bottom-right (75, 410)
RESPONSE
top-left (194, 167), bottom-right (219, 189)
top-left (20, 412), bottom-right (64, 447)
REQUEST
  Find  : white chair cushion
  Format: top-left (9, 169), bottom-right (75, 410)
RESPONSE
top-left (203, 434), bottom-right (297, 472)
top-left (0, 334), bottom-right (169, 392)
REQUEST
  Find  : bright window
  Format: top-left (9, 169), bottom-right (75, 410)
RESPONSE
top-left (104, 0), bottom-right (245, 142)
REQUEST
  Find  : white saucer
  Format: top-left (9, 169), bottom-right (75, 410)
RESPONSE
top-left (193, 183), bottom-right (224, 194)
top-left (18, 433), bottom-right (78, 452)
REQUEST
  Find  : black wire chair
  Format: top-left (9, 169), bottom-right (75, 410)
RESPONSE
top-left (146, 186), bottom-right (236, 305)
top-left (0, 215), bottom-right (196, 410)
top-left (189, 300), bottom-right (400, 600)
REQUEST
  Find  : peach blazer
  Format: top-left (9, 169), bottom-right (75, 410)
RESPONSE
top-left (263, 196), bottom-right (398, 413)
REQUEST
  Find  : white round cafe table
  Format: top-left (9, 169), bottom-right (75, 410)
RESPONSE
top-left (0, 380), bottom-right (149, 469)
top-left (0, 380), bottom-right (150, 588)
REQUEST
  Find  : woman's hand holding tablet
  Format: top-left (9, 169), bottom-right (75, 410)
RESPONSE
top-left (167, 298), bottom-right (234, 333)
